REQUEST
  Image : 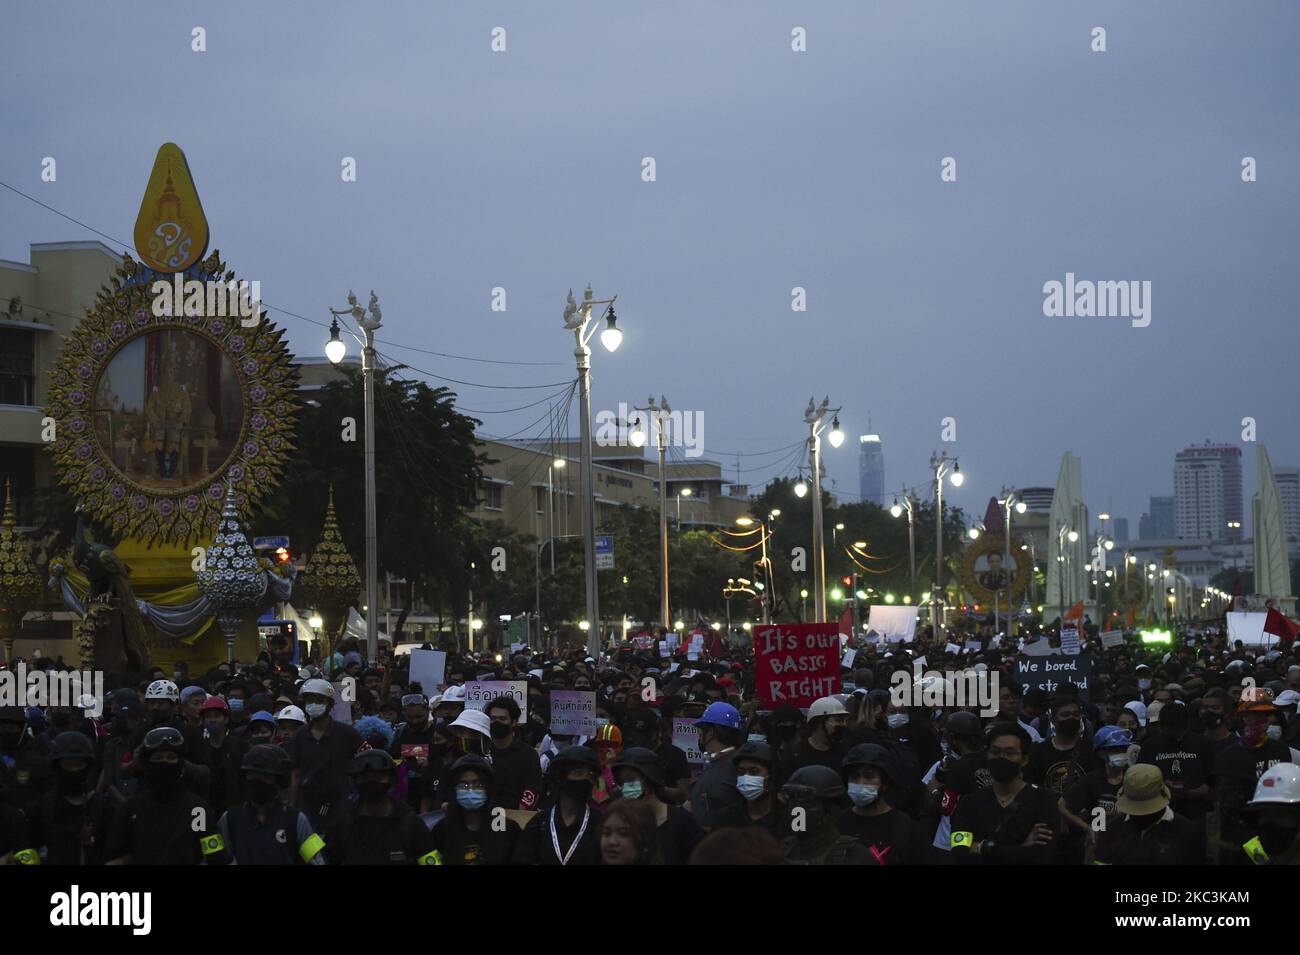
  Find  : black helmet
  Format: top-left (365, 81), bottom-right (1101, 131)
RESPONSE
top-left (241, 744), bottom-right (292, 782)
top-left (734, 740), bottom-right (773, 767)
top-left (49, 731), bottom-right (95, 765)
top-left (448, 753), bottom-right (495, 785)
top-left (348, 749), bottom-right (397, 775)
top-left (945, 711), bottom-right (984, 738)
top-left (549, 744), bottom-right (599, 776)
top-left (139, 726), bottom-right (185, 757)
top-left (782, 765), bottom-right (845, 802)
top-left (841, 743), bottom-right (896, 784)
top-left (610, 746), bottom-right (666, 788)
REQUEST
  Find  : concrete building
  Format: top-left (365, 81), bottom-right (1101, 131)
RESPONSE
top-left (1111, 516), bottom-right (1130, 543)
top-left (1275, 466), bottom-right (1300, 542)
top-left (1174, 442), bottom-right (1243, 542)
top-left (1139, 495), bottom-right (1175, 540)
top-left (858, 433), bottom-right (884, 506)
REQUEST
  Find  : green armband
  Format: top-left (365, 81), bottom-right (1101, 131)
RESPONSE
top-left (1243, 835), bottom-right (1269, 865)
top-left (14, 848), bottom-right (39, 865)
top-left (416, 849), bottom-right (443, 866)
top-left (951, 830), bottom-right (974, 850)
top-left (199, 833), bottom-right (225, 856)
top-left (299, 832), bottom-right (326, 863)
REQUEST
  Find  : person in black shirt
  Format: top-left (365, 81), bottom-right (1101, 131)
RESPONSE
top-left (611, 746), bottom-right (703, 865)
top-left (0, 705), bottom-right (51, 818)
top-left (1094, 763), bottom-right (1204, 865)
top-left (430, 755), bottom-right (521, 865)
top-left (199, 696), bottom-right (246, 815)
top-left (389, 693), bottom-right (442, 811)
top-left (1216, 691), bottom-right (1294, 864)
top-left (1137, 700), bottom-right (1213, 820)
top-left (290, 679), bottom-right (363, 830)
top-left (28, 731), bottom-right (115, 866)
top-left (1061, 725), bottom-right (1132, 863)
top-left (782, 696), bottom-right (849, 776)
top-left (950, 722), bottom-right (1059, 865)
top-left (1025, 696), bottom-right (1094, 798)
top-left (217, 745), bottom-right (326, 865)
top-left (624, 709), bottom-right (691, 804)
top-left (326, 749), bottom-right (438, 865)
top-left (486, 695), bottom-right (543, 810)
top-left (838, 743), bottom-right (917, 865)
top-left (514, 745), bottom-right (602, 865)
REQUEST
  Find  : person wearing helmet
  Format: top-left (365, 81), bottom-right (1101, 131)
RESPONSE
top-left (200, 695), bottom-right (246, 816)
top-left (949, 722), bottom-right (1060, 865)
top-left (289, 678), bottom-right (363, 831)
top-left (611, 746), bottom-right (703, 865)
top-left (1214, 689), bottom-right (1293, 864)
top-left (690, 701), bottom-right (746, 831)
top-left (275, 705), bottom-right (306, 748)
top-left (247, 710), bottom-right (277, 747)
top-left (216, 745), bottom-right (326, 865)
top-left (922, 710), bottom-right (988, 858)
top-left (432, 684), bottom-right (466, 723)
top-left (778, 764), bottom-right (871, 864)
top-left (389, 691), bottom-right (441, 812)
top-left (1093, 763), bottom-right (1205, 865)
top-left (1137, 700), bottom-right (1213, 824)
top-left (106, 726), bottom-right (223, 865)
top-left (429, 754), bottom-right (521, 865)
top-left (26, 731), bottom-right (115, 865)
top-left (731, 739), bottom-right (784, 836)
top-left (326, 749), bottom-right (438, 865)
top-left (622, 708), bottom-right (690, 805)
top-left (513, 745), bottom-right (602, 865)
top-left (1060, 726), bottom-right (1133, 864)
top-left (484, 695), bottom-right (542, 811)
top-left (1241, 763), bottom-right (1300, 864)
top-left (0, 704), bottom-right (51, 818)
top-left (838, 743), bottom-right (915, 864)
top-left (783, 696), bottom-right (850, 777)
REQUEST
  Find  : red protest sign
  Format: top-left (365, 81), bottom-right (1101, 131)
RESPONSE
top-left (753, 623), bottom-right (842, 708)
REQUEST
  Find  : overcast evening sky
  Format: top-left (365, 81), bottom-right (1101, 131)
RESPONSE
top-left (3, 1), bottom-right (1298, 535)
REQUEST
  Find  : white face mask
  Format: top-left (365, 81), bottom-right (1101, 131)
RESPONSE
top-left (305, 702), bottom-right (328, 719)
top-left (1267, 725), bottom-right (1282, 742)
top-left (887, 713), bottom-right (909, 730)
top-left (1107, 753), bottom-right (1130, 769)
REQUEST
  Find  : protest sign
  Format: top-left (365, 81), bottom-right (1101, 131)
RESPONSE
top-left (549, 689), bottom-right (597, 736)
top-left (1021, 637), bottom-right (1054, 657)
top-left (967, 640), bottom-right (982, 652)
top-left (1059, 626), bottom-right (1080, 655)
top-left (1013, 653), bottom-right (1093, 702)
top-left (841, 647), bottom-right (857, 670)
top-left (331, 682), bottom-right (352, 724)
top-left (1227, 612), bottom-right (1273, 649)
top-left (407, 649), bottom-right (447, 694)
top-left (753, 623), bottom-right (841, 707)
top-left (464, 680), bottom-right (528, 722)
top-left (672, 717), bottom-right (704, 764)
top-left (1100, 630), bottom-right (1125, 649)
top-left (657, 639), bottom-right (668, 656)
top-left (867, 605), bottom-right (919, 642)
top-left (634, 635), bottom-right (654, 650)
top-left (945, 642), bottom-right (961, 655)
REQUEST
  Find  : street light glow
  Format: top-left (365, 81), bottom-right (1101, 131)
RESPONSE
top-left (890, 501), bottom-right (902, 518)
top-left (1015, 501), bottom-right (1027, 514)
top-left (828, 416), bottom-right (844, 448)
top-left (324, 318), bottom-right (347, 364)
top-left (1067, 530), bottom-right (1079, 543)
top-left (949, 464), bottom-right (964, 487)
top-left (794, 479), bottom-right (808, 498)
top-left (736, 516), bottom-right (755, 526)
top-left (599, 309), bottom-right (622, 352)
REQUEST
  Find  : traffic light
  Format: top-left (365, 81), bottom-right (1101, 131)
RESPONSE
top-left (842, 576), bottom-right (852, 587)
top-left (274, 546), bottom-right (292, 564)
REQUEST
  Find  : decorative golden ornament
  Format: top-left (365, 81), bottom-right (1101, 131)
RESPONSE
top-left (298, 486), bottom-right (362, 613)
top-left (133, 143), bottom-right (209, 273)
top-left (0, 479), bottom-right (43, 644)
top-left (959, 532), bottom-right (1030, 606)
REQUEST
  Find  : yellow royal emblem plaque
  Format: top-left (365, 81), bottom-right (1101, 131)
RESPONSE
top-left (133, 143), bottom-right (209, 273)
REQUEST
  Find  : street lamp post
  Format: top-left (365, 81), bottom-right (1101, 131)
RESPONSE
top-left (548, 458), bottom-right (565, 575)
top-left (562, 286), bottom-right (622, 657)
top-left (930, 452), bottom-right (963, 631)
top-left (891, 492), bottom-right (919, 604)
top-left (804, 398), bottom-right (843, 622)
top-left (634, 396), bottom-right (671, 630)
top-left (999, 489), bottom-right (1027, 636)
top-left (326, 291), bottom-right (383, 664)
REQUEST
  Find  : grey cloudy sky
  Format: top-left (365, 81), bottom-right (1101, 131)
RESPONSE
top-left (4, 0), bottom-right (1298, 533)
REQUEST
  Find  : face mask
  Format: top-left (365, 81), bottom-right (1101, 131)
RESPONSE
top-left (305, 703), bottom-right (328, 720)
top-left (847, 783), bottom-right (879, 808)
top-left (747, 734), bottom-right (767, 745)
top-left (887, 713), bottom-right (909, 730)
top-left (489, 722), bottom-right (512, 740)
top-left (987, 758), bottom-right (1020, 783)
top-left (358, 779), bottom-right (389, 802)
top-left (250, 733), bottom-right (274, 746)
top-left (228, 699), bottom-right (246, 714)
top-left (620, 780), bottom-right (644, 800)
top-left (1267, 725), bottom-right (1282, 742)
top-left (1107, 753), bottom-right (1130, 770)
top-left (205, 723), bottom-right (226, 741)
top-left (1138, 679), bottom-right (1151, 691)
top-left (246, 778), bottom-right (279, 804)
top-left (559, 778), bottom-right (593, 804)
top-left (737, 775), bottom-right (767, 801)
top-left (1202, 712), bottom-right (1223, 729)
top-left (1055, 718), bottom-right (1081, 738)
top-left (825, 725), bottom-right (846, 743)
top-left (145, 761), bottom-right (183, 793)
top-left (57, 767), bottom-right (87, 795)
top-left (456, 788), bottom-right (488, 810)
top-left (789, 803), bottom-right (825, 835)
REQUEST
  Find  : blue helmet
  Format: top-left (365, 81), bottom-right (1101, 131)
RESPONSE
top-left (1092, 725), bottom-right (1133, 750)
top-left (695, 701), bottom-right (742, 730)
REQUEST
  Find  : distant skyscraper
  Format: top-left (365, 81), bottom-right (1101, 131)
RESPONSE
top-left (1275, 466), bottom-right (1300, 541)
top-left (859, 434), bottom-right (884, 506)
top-left (1139, 496), bottom-right (1175, 540)
top-left (1174, 442), bottom-right (1243, 542)
top-left (1112, 517), bottom-right (1129, 543)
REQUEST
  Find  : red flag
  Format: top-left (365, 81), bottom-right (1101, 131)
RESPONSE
top-left (1125, 607), bottom-right (1136, 628)
top-left (838, 606), bottom-right (853, 639)
top-left (1064, 601), bottom-right (1084, 622)
top-left (1264, 608), bottom-right (1299, 645)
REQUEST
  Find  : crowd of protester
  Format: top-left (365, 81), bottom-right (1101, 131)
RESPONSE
top-left (2, 620), bottom-right (1299, 865)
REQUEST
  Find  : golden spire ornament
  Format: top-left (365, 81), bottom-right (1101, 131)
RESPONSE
top-left (0, 480), bottom-right (43, 664)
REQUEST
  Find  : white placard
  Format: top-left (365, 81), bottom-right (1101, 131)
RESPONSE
top-left (1021, 637), bottom-right (1055, 657)
top-left (407, 649), bottom-right (447, 695)
top-left (1227, 612), bottom-right (1274, 649)
top-left (463, 680), bottom-right (528, 722)
top-left (1060, 626), bottom-right (1081, 655)
top-left (867, 605), bottom-right (919, 643)
top-left (945, 642), bottom-right (961, 654)
top-left (841, 648), bottom-right (857, 669)
top-left (1100, 630), bottom-right (1125, 649)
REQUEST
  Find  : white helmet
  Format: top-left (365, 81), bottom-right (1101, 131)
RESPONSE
top-left (439, 685), bottom-right (466, 704)
top-left (1249, 763), bottom-right (1300, 806)
top-left (300, 678), bottom-right (335, 701)
top-left (449, 708), bottom-right (491, 738)
top-left (808, 696), bottom-right (849, 719)
top-left (145, 679), bottom-right (179, 702)
top-left (276, 705), bottom-right (306, 724)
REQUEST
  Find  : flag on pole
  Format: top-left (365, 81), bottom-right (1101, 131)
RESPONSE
top-left (838, 606), bottom-right (853, 640)
top-left (1264, 608), bottom-right (1298, 645)
top-left (1064, 601), bottom-right (1084, 622)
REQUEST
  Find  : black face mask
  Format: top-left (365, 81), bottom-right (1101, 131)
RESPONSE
top-left (57, 767), bottom-right (87, 795)
top-left (987, 758), bottom-right (1021, 783)
top-left (1055, 719), bottom-right (1081, 738)
top-left (358, 779), bottom-right (390, 803)
top-left (489, 722), bottom-right (512, 740)
top-left (825, 725), bottom-right (846, 744)
top-left (145, 761), bottom-right (183, 795)
top-left (1201, 712), bottom-right (1223, 729)
top-left (789, 803), bottom-right (827, 836)
top-left (246, 778), bottom-right (279, 805)
top-left (559, 778), bottom-right (593, 804)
